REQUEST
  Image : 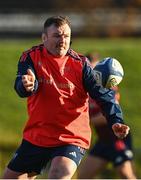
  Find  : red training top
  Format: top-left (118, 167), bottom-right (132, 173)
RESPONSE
top-left (22, 45), bottom-right (91, 149)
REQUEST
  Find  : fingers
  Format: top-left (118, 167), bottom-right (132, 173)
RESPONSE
top-left (116, 131), bottom-right (128, 139)
top-left (112, 123), bottom-right (130, 132)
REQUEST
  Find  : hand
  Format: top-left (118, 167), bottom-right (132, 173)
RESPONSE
top-left (22, 69), bottom-right (35, 92)
top-left (112, 123), bottom-right (130, 139)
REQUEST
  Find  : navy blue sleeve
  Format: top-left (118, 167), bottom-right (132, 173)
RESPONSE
top-left (14, 54), bottom-right (38, 98)
top-left (82, 60), bottom-right (124, 127)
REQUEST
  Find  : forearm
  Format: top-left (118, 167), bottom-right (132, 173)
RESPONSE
top-left (101, 99), bottom-right (124, 127)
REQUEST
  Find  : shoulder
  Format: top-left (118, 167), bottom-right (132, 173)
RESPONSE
top-left (67, 49), bottom-right (88, 63)
top-left (20, 44), bottom-right (44, 62)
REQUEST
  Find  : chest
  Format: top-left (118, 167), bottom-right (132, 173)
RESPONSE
top-left (32, 53), bottom-right (84, 95)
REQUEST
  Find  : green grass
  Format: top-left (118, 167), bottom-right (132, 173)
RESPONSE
top-left (0, 38), bottom-right (141, 178)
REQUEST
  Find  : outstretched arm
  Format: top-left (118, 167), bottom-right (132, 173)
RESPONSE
top-left (14, 54), bottom-right (38, 97)
top-left (82, 60), bottom-right (130, 138)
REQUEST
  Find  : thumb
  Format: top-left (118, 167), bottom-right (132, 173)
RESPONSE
top-left (27, 69), bottom-right (35, 82)
top-left (27, 69), bottom-right (35, 78)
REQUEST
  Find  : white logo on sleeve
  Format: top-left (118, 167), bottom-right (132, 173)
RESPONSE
top-left (69, 151), bottom-right (77, 158)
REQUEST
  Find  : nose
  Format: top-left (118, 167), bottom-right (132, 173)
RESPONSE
top-left (59, 35), bottom-right (65, 42)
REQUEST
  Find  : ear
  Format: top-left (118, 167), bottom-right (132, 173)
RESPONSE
top-left (42, 33), bottom-right (47, 43)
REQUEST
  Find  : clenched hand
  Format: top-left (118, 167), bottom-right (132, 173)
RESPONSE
top-left (22, 69), bottom-right (35, 92)
top-left (112, 123), bottom-right (130, 139)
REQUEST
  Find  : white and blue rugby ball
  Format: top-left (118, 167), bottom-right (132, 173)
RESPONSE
top-left (93, 57), bottom-right (124, 88)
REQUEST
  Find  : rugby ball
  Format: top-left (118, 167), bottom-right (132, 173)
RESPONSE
top-left (93, 57), bottom-right (124, 88)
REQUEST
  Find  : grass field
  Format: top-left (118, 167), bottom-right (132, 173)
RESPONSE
top-left (0, 38), bottom-right (141, 178)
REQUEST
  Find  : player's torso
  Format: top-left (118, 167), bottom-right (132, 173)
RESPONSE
top-left (23, 45), bottom-right (91, 149)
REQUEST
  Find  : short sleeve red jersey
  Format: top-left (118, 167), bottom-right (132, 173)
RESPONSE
top-left (23, 45), bottom-right (91, 149)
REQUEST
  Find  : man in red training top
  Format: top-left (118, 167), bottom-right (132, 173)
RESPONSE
top-left (3, 16), bottom-right (129, 179)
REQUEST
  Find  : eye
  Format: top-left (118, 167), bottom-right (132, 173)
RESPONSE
top-left (64, 34), bottom-right (70, 38)
top-left (53, 33), bottom-right (70, 39)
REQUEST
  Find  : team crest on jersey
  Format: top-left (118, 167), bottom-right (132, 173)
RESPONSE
top-left (38, 61), bottom-right (42, 66)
